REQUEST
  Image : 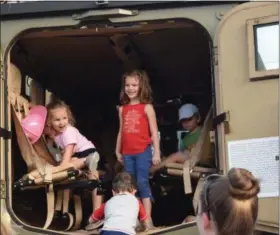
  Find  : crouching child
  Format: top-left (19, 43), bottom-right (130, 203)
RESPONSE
top-left (89, 172), bottom-right (148, 235)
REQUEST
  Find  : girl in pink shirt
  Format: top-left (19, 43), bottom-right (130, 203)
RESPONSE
top-left (45, 100), bottom-right (102, 211)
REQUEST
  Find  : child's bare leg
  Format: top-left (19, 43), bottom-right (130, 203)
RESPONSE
top-left (72, 156), bottom-right (103, 211)
top-left (142, 198), bottom-right (153, 227)
top-left (150, 152), bottom-right (187, 174)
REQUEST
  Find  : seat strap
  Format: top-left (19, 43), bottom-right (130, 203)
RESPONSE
top-left (72, 195), bottom-right (83, 230)
top-left (43, 184), bottom-right (55, 229)
top-left (62, 189), bottom-right (74, 231)
top-left (183, 160), bottom-right (192, 194)
top-left (193, 177), bottom-right (204, 215)
top-left (188, 105), bottom-right (213, 169)
top-left (11, 101), bottom-right (45, 176)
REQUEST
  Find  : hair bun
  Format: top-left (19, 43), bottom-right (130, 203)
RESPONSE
top-left (228, 168), bottom-right (260, 200)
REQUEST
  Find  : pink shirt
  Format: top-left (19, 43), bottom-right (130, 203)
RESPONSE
top-left (54, 125), bottom-right (95, 153)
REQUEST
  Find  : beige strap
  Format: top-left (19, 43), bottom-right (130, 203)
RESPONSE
top-left (188, 106), bottom-right (213, 169)
top-left (33, 169), bottom-right (75, 185)
top-left (43, 163), bottom-right (53, 183)
top-left (192, 166), bottom-right (216, 174)
top-left (167, 169), bottom-right (183, 176)
top-left (62, 189), bottom-right (71, 214)
top-left (43, 184), bottom-right (55, 229)
top-left (62, 189), bottom-right (74, 231)
top-left (11, 103), bottom-right (36, 172)
top-left (193, 177), bottom-right (204, 214)
top-left (165, 163), bottom-right (184, 170)
top-left (183, 160), bottom-right (192, 194)
top-left (55, 190), bottom-right (64, 211)
top-left (72, 195), bottom-right (83, 231)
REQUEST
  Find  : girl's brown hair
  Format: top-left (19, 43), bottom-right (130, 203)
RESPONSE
top-left (46, 99), bottom-right (76, 126)
top-left (200, 168), bottom-right (260, 235)
top-left (120, 69), bottom-right (152, 105)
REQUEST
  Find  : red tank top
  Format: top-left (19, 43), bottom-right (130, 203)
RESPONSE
top-left (121, 103), bottom-right (152, 155)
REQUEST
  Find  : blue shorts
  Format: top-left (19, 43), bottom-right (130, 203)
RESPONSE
top-left (123, 145), bottom-right (153, 199)
top-left (100, 231), bottom-right (128, 235)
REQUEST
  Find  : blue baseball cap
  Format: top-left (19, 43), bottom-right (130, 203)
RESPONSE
top-left (178, 103), bottom-right (199, 121)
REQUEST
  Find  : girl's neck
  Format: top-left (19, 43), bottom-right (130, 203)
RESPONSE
top-left (129, 98), bottom-right (140, 105)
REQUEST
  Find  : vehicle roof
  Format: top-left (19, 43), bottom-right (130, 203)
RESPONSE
top-left (1, 1), bottom-right (245, 19)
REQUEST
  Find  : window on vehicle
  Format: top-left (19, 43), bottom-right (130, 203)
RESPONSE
top-left (247, 15), bottom-right (279, 81)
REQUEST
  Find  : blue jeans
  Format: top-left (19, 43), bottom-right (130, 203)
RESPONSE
top-left (123, 146), bottom-right (153, 199)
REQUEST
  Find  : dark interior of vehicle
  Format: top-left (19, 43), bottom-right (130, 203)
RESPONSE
top-left (10, 20), bottom-right (213, 229)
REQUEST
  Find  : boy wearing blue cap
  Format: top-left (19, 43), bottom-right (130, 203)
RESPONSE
top-left (150, 103), bottom-right (201, 174)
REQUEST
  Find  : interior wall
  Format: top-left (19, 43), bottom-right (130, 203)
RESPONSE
top-left (10, 22), bottom-right (212, 166)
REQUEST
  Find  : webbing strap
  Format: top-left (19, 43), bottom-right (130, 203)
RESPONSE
top-left (62, 189), bottom-right (74, 231)
top-left (43, 184), bottom-right (55, 229)
top-left (72, 195), bottom-right (83, 230)
top-left (188, 106), bottom-right (213, 169)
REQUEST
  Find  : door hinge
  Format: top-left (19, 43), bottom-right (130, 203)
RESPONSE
top-left (0, 127), bottom-right (11, 140)
top-left (95, 0), bottom-right (109, 5)
top-left (213, 111), bottom-right (230, 134)
top-left (0, 180), bottom-right (6, 199)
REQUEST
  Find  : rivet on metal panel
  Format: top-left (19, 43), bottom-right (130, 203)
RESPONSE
top-left (209, 131), bottom-right (215, 143)
top-left (0, 180), bottom-right (6, 199)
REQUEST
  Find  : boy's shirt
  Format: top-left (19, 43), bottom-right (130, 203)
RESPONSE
top-left (91, 193), bottom-right (147, 235)
top-left (179, 126), bottom-right (201, 152)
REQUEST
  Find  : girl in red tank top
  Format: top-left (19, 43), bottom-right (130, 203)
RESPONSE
top-left (115, 69), bottom-right (161, 229)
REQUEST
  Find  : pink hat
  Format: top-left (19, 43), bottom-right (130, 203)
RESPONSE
top-left (21, 105), bottom-right (47, 144)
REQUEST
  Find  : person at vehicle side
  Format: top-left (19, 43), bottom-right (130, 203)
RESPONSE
top-left (150, 103), bottom-right (201, 175)
top-left (197, 168), bottom-right (260, 235)
top-left (89, 172), bottom-right (148, 235)
top-left (115, 69), bottom-right (161, 228)
top-left (45, 100), bottom-right (102, 211)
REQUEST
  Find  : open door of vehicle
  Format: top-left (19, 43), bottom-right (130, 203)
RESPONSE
top-left (214, 2), bottom-right (279, 234)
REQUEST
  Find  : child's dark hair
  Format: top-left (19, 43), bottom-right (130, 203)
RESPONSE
top-left (112, 172), bottom-right (137, 193)
top-left (120, 69), bottom-right (152, 105)
top-left (46, 99), bottom-right (75, 126)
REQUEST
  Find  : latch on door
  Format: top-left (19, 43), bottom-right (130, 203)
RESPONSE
top-left (0, 127), bottom-right (12, 140)
top-left (212, 111), bottom-right (230, 134)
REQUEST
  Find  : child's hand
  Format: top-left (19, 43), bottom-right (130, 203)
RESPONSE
top-left (152, 151), bottom-right (161, 165)
top-left (116, 152), bottom-right (123, 164)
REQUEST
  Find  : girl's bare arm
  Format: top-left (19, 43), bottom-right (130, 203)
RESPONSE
top-left (60, 144), bottom-right (75, 165)
top-left (115, 107), bottom-right (123, 159)
top-left (145, 104), bottom-right (161, 163)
